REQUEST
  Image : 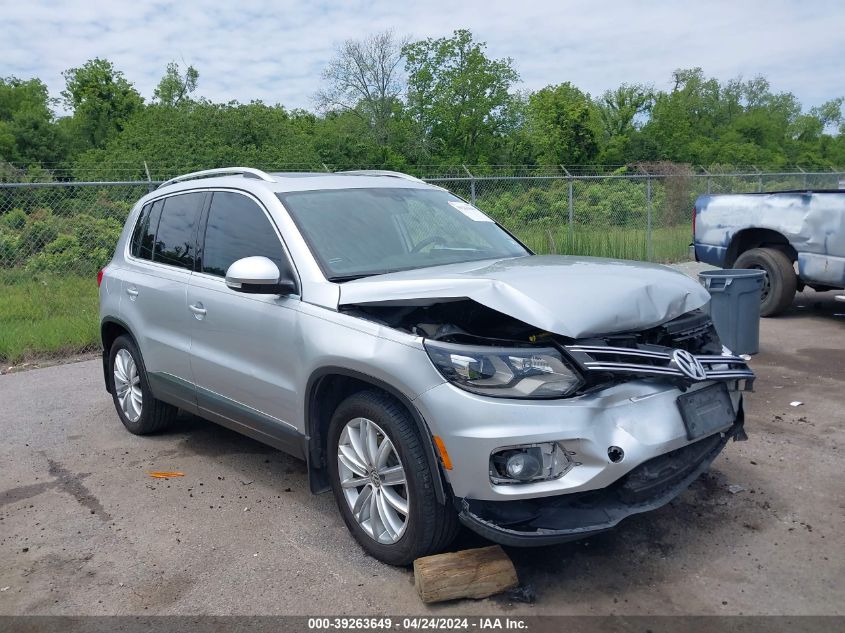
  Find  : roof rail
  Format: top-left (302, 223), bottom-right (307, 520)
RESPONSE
top-left (158, 167), bottom-right (275, 189)
top-left (336, 169), bottom-right (426, 183)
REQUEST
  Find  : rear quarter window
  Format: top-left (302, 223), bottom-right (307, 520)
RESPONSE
top-left (132, 199), bottom-right (163, 261)
top-left (129, 203), bottom-right (151, 257)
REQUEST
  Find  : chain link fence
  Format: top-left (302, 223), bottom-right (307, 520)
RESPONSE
top-left (1, 166), bottom-right (842, 363)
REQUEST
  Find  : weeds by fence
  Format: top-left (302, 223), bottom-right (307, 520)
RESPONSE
top-left (1, 166), bottom-right (842, 362)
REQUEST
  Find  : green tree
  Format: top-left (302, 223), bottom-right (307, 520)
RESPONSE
top-left (810, 98), bottom-right (844, 130)
top-left (526, 83), bottom-right (598, 165)
top-left (61, 58), bottom-right (143, 149)
top-left (0, 77), bottom-right (66, 164)
top-left (153, 62), bottom-right (199, 106)
top-left (597, 84), bottom-right (653, 138)
top-left (403, 29), bottom-right (518, 163)
top-left (307, 107), bottom-right (413, 169)
top-left (642, 68), bottom-right (723, 163)
top-left (1, 47), bottom-right (842, 177)
top-left (640, 69), bottom-right (803, 166)
top-left (72, 101), bottom-right (322, 179)
top-left (594, 83), bottom-right (652, 163)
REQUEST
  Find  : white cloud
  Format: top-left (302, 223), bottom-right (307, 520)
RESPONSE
top-left (1, 0), bottom-right (842, 114)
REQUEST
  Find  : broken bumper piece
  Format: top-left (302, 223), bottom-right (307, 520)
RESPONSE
top-left (457, 419), bottom-right (744, 547)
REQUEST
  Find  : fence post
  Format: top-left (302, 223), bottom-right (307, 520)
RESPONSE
top-left (143, 161), bottom-right (153, 193)
top-left (560, 165), bottom-right (573, 243)
top-left (797, 165), bottom-right (807, 189)
top-left (646, 176), bottom-right (654, 261)
top-left (462, 165), bottom-right (476, 205)
top-left (753, 165), bottom-right (763, 192)
top-left (701, 166), bottom-right (712, 194)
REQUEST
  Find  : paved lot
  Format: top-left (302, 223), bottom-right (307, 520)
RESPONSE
top-left (1, 286), bottom-right (843, 616)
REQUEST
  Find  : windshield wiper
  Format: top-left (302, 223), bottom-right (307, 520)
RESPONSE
top-left (326, 273), bottom-right (377, 282)
top-left (328, 268), bottom-right (409, 282)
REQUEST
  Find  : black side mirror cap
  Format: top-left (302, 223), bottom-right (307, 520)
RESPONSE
top-left (237, 277), bottom-right (297, 295)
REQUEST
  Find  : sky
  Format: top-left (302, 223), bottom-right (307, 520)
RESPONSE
top-left (1, 0), bottom-right (843, 115)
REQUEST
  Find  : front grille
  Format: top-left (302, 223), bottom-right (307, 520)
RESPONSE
top-left (561, 309), bottom-right (755, 390)
top-left (564, 344), bottom-right (755, 388)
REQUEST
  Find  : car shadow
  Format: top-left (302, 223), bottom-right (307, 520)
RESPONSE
top-left (115, 381), bottom-right (789, 594)
top-left (440, 464), bottom-right (780, 604)
top-left (777, 289), bottom-right (845, 323)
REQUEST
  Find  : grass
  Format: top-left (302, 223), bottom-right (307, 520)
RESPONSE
top-left (510, 225), bottom-right (691, 263)
top-left (0, 271), bottom-right (99, 364)
top-left (0, 225), bottom-right (691, 364)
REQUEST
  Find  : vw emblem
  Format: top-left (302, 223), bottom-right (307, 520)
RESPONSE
top-left (671, 349), bottom-right (707, 381)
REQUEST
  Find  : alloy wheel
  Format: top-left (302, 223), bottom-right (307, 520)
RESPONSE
top-left (337, 417), bottom-right (409, 544)
top-left (114, 348), bottom-right (143, 422)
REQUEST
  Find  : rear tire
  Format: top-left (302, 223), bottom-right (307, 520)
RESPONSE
top-left (734, 247), bottom-right (796, 317)
top-left (108, 335), bottom-right (177, 435)
top-left (327, 390), bottom-right (458, 566)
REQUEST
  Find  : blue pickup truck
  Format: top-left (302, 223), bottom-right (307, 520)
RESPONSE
top-left (692, 190), bottom-right (845, 316)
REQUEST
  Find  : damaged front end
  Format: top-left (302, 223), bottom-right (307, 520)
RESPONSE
top-left (460, 413), bottom-right (745, 545)
top-left (344, 299), bottom-right (754, 397)
top-left (338, 257), bottom-right (754, 546)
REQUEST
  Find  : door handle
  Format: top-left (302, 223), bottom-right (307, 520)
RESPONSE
top-left (126, 287), bottom-right (139, 299)
top-left (189, 302), bottom-right (207, 318)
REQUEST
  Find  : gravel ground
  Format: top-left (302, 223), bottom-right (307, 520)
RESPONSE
top-left (0, 270), bottom-right (843, 616)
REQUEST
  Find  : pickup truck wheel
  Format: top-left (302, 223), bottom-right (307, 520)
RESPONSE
top-left (108, 335), bottom-right (178, 434)
top-left (734, 247), bottom-right (797, 316)
top-left (327, 390), bottom-right (458, 566)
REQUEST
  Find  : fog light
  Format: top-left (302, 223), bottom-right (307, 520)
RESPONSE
top-left (505, 451), bottom-right (541, 480)
top-left (490, 442), bottom-right (576, 484)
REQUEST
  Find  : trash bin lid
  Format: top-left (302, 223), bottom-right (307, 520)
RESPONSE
top-left (699, 269), bottom-right (767, 280)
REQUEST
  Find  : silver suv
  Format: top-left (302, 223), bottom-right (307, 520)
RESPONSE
top-left (99, 167), bottom-right (754, 565)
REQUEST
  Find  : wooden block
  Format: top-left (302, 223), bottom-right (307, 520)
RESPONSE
top-left (413, 545), bottom-right (518, 604)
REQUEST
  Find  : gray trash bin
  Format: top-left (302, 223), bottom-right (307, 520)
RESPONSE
top-left (699, 269), bottom-right (767, 355)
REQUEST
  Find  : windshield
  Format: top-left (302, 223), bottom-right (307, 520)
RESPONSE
top-left (277, 188), bottom-right (529, 280)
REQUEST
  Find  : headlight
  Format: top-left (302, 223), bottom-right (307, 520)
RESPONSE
top-left (423, 340), bottom-right (584, 398)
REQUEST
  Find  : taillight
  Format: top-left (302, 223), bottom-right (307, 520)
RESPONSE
top-left (97, 268), bottom-right (105, 287)
top-left (692, 206), bottom-right (697, 237)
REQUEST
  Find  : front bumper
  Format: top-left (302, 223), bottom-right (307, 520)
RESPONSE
top-left (413, 378), bottom-right (745, 501)
top-left (456, 416), bottom-right (743, 546)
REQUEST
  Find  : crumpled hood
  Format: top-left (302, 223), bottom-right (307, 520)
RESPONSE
top-left (338, 255), bottom-right (710, 339)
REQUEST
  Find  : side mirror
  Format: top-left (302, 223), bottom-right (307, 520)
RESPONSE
top-left (225, 256), bottom-right (297, 295)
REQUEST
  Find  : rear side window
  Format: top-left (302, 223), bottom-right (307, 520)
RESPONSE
top-left (201, 192), bottom-right (287, 277)
top-left (129, 203), bottom-right (151, 257)
top-left (152, 193), bottom-right (204, 270)
top-left (131, 199), bottom-right (163, 261)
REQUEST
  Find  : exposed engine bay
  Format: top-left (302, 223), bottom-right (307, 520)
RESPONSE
top-left (343, 300), bottom-right (754, 393)
top-left (344, 299), bottom-right (721, 352)
top-left (345, 299), bottom-right (547, 345)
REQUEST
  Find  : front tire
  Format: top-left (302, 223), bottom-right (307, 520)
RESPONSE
top-left (108, 335), bottom-right (177, 435)
top-left (734, 247), bottom-right (797, 317)
top-left (327, 390), bottom-right (458, 566)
